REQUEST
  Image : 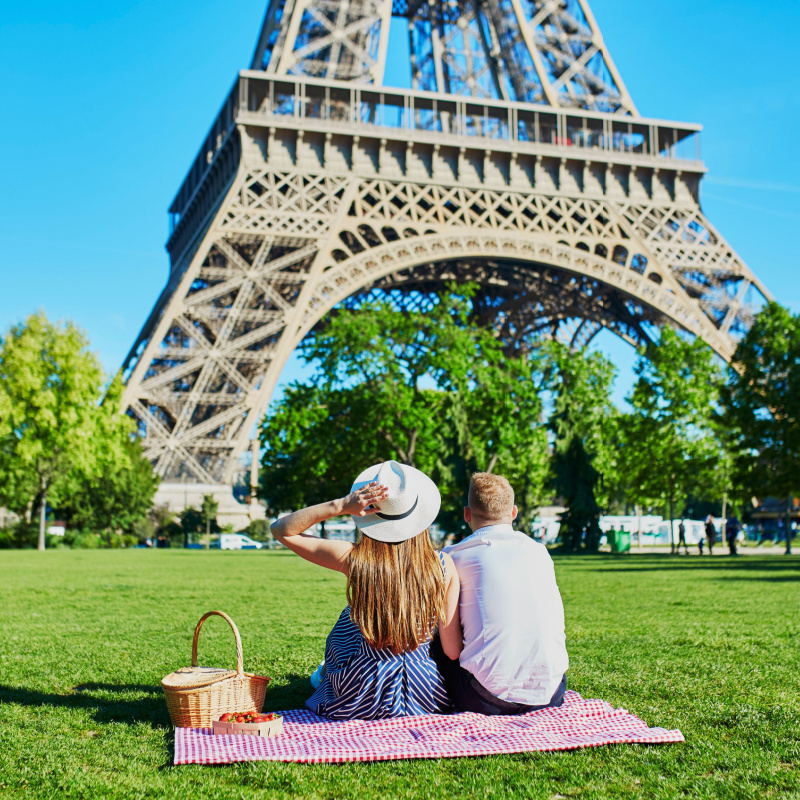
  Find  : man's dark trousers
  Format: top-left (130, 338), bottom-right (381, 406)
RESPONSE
top-left (430, 635), bottom-right (566, 716)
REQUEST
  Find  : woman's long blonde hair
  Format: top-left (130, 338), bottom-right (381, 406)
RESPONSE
top-left (346, 530), bottom-right (445, 655)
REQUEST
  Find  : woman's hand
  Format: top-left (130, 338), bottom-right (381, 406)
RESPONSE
top-left (268, 483), bottom-right (388, 575)
top-left (271, 483), bottom-right (388, 543)
top-left (339, 482), bottom-right (389, 517)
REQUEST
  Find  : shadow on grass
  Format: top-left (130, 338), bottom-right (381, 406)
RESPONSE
top-left (71, 682), bottom-right (162, 694)
top-left (261, 673), bottom-right (316, 711)
top-left (2, 674), bottom-right (316, 771)
top-left (719, 575), bottom-right (800, 582)
top-left (0, 683), bottom-right (172, 729)
top-left (0, 673), bottom-right (316, 732)
top-left (590, 555), bottom-right (800, 575)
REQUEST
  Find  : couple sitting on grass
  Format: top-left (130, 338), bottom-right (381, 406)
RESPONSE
top-left (271, 461), bottom-right (568, 719)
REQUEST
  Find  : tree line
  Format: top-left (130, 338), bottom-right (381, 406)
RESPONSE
top-left (258, 292), bottom-right (800, 552)
top-left (0, 313), bottom-right (159, 549)
top-left (1, 298), bottom-right (798, 552)
top-left (0, 314), bottom-right (264, 549)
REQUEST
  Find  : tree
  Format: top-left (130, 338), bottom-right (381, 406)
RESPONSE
top-left (545, 342), bottom-right (618, 552)
top-left (149, 504), bottom-right (180, 545)
top-left (201, 494), bottom-right (220, 547)
top-left (0, 313), bottom-right (133, 550)
top-left (723, 302), bottom-right (800, 555)
top-left (551, 436), bottom-right (602, 551)
top-left (450, 341), bottom-right (550, 534)
top-left (621, 328), bottom-right (723, 553)
top-left (244, 519), bottom-right (271, 542)
top-left (179, 507), bottom-right (204, 547)
top-left (260, 293), bottom-right (550, 536)
top-left (57, 436), bottom-right (159, 545)
top-left (55, 378), bottom-right (159, 545)
top-left (259, 382), bottom-right (391, 536)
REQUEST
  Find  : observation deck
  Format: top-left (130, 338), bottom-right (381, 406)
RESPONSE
top-left (167, 71), bottom-right (704, 261)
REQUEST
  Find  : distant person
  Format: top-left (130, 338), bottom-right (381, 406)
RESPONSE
top-left (705, 515), bottom-right (716, 555)
top-left (697, 527), bottom-right (705, 555)
top-left (726, 517), bottom-right (741, 556)
top-left (677, 520), bottom-right (689, 555)
top-left (433, 473), bottom-right (568, 715)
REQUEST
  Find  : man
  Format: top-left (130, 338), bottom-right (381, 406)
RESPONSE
top-left (431, 473), bottom-right (568, 715)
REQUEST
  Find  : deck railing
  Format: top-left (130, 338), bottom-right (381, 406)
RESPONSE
top-left (170, 71), bottom-right (703, 224)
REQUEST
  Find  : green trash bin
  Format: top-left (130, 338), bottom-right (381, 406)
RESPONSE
top-left (607, 528), bottom-right (618, 552)
top-left (616, 530), bottom-right (631, 553)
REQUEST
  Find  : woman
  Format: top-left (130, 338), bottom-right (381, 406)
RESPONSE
top-left (271, 460), bottom-right (462, 719)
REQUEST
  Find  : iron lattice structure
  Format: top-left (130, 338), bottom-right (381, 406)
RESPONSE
top-left (121, 0), bottom-right (770, 506)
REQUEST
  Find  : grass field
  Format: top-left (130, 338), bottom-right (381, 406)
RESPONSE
top-left (0, 549), bottom-right (798, 800)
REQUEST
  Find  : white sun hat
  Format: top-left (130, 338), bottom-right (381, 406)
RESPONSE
top-left (350, 460), bottom-right (441, 543)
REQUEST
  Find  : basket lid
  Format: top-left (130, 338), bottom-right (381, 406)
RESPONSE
top-left (161, 665), bottom-right (238, 690)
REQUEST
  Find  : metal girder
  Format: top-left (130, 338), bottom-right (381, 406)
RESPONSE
top-left (341, 262), bottom-right (652, 352)
top-left (122, 142), bottom-right (769, 487)
top-left (251, 0), bottom-right (635, 113)
top-left (254, 0), bottom-right (393, 83)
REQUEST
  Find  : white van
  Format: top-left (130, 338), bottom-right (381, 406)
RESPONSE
top-left (212, 534), bottom-right (263, 550)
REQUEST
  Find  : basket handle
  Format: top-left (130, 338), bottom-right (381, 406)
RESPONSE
top-left (191, 610), bottom-right (245, 677)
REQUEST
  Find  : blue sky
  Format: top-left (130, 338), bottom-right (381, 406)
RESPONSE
top-left (1, 0), bottom-right (798, 406)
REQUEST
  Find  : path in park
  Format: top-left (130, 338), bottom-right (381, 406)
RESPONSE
top-left (629, 544), bottom-right (794, 556)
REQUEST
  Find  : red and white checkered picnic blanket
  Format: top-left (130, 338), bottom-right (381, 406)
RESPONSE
top-left (174, 691), bottom-right (683, 765)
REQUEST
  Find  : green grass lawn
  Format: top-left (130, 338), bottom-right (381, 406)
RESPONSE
top-left (0, 549), bottom-right (798, 800)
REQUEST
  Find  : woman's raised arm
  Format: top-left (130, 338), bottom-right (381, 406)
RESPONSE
top-left (270, 482), bottom-right (389, 574)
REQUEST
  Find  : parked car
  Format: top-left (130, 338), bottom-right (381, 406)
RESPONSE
top-left (211, 534), bottom-right (263, 550)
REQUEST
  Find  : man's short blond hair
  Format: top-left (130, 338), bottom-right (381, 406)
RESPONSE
top-left (468, 473), bottom-right (515, 519)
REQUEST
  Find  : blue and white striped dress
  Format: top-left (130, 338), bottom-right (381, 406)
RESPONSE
top-left (306, 554), bottom-right (453, 720)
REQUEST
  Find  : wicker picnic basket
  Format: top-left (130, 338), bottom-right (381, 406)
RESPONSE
top-left (161, 610), bottom-right (270, 728)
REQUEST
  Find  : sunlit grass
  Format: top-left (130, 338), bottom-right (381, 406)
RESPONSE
top-left (0, 549), bottom-right (798, 799)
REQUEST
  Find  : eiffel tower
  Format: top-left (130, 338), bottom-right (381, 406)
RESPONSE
top-left (120, 0), bottom-right (771, 525)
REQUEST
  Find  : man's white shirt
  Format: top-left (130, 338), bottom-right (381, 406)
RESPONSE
top-left (444, 523), bottom-right (568, 705)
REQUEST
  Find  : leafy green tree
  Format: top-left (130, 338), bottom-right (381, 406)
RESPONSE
top-left (551, 436), bottom-right (602, 551)
top-left (179, 507), bottom-right (204, 547)
top-left (545, 342), bottom-right (617, 552)
top-left (0, 435), bottom-right (38, 527)
top-left (132, 516), bottom-right (156, 544)
top-left (243, 519), bottom-right (272, 542)
top-left (0, 313), bottom-right (133, 550)
top-left (56, 431), bottom-right (159, 545)
top-left (147, 504), bottom-right (180, 545)
top-left (259, 382), bottom-right (391, 536)
top-left (722, 302), bottom-right (800, 554)
top-left (621, 328), bottom-right (724, 553)
top-left (260, 293), bottom-right (549, 536)
top-left (452, 342), bottom-right (550, 534)
top-left (176, 499), bottom-right (221, 547)
top-left (201, 494), bottom-right (220, 547)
